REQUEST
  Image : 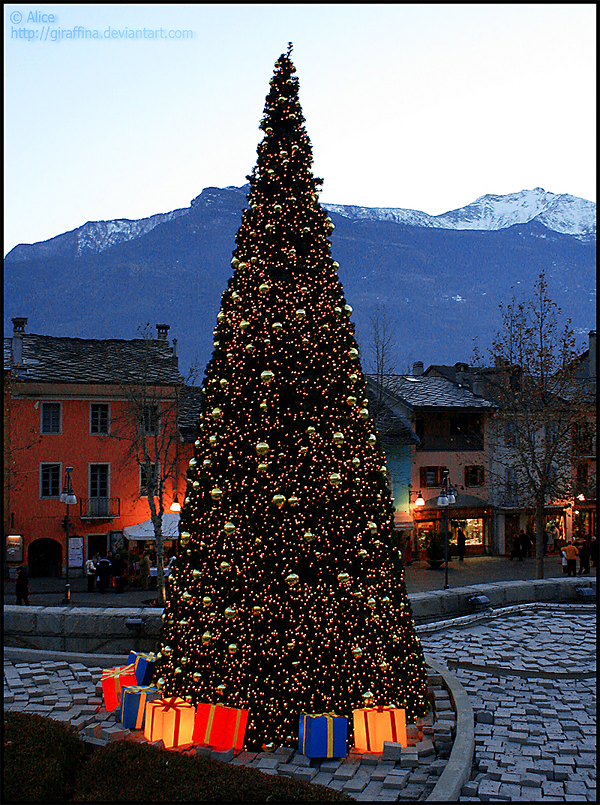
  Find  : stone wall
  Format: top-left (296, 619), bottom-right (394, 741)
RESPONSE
top-left (4, 578), bottom-right (595, 656)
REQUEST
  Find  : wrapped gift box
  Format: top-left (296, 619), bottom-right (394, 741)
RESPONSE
top-left (101, 664), bottom-right (138, 712)
top-left (120, 685), bottom-right (160, 730)
top-left (193, 702), bottom-right (249, 752)
top-left (144, 696), bottom-right (196, 749)
top-left (353, 706), bottom-right (407, 753)
top-left (127, 650), bottom-right (157, 686)
top-left (299, 713), bottom-right (347, 758)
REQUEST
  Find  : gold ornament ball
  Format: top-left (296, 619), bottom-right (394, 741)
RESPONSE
top-left (295, 309), bottom-right (306, 320)
top-left (257, 462), bottom-right (268, 472)
top-left (162, 645), bottom-right (172, 656)
top-left (219, 561), bottom-right (232, 572)
top-left (182, 591), bottom-right (192, 601)
top-left (272, 494), bottom-right (286, 508)
top-left (224, 606), bottom-right (237, 619)
top-left (352, 647), bottom-right (363, 658)
top-left (349, 348), bottom-right (359, 360)
top-left (303, 531), bottom-right (316, 542)
top-left (368, 522), bottom-right (378, 534)
top-left (156, 677), bottom-right (165, 689)
top-left (174, 667), bottom-right (182, 675)
top-left (193, 671), bottom-right (202, 682)
top-left (307, 425), bottom-right (316, 435)
top-left (347, 396), bottom-right (357, 406)
top-left (211, 407), bottom-right (222, 420)
top-left (210, 488), bottom-right (223, 500)
top-left (333, 432), bottom-right (344, 444)
top-left (359, 408), bottom-right (369, 420)
top-left (329, 473), bottom-right (342, 486)
top-left (256, 442), bottom-right (270, 455)
top-left (223, 522), bottom-right (236, 535)
top-left (358, 549), bottom-right (368, 559)
top-left (368, 434), bottom-right (377, 446)
top-left (350, 373), bottom-right (358, 383)
top-left (203, 458), bottom-right (211, 467)
top-left (202, 596), bottom-right (212, 607)
top-left (252, 605), bottom-right (262, 614)
top-left (240, 320), bottom-right (250, 331)
top-left (367, 597), bottom-right (377, 608)
top-left (259, 283), bottom-right (270, 294)
top-left (352, 457), bottom-right (361, 468)
top-left (337, 572), bottom-right (350, 584)
top-left (259, 401), bottom-right (268, 411)
top-left (261, 370), bottom-right (275, 383)
top-left (288, 495), bottom-right (299, 506)
top-left (228, 643), bottom-right (238, 655)
top-left (285, 573), bottom-right (300, 586)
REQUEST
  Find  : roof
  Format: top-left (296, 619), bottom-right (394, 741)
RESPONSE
top-left (4, 333), bottom-right (183, 386)
top-left (364, 378), bottom-right (420, 445)
top-left (374, 374), bottom-right (494, 410)
top-left (178, 385), bottom-right (203, 442)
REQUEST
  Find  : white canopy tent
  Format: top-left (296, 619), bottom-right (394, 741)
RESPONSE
top-left (123, 512), bottom-right (180, 541)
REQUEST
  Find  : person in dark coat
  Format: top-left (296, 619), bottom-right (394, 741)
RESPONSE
top-left (112, 552), bottom-right (126, 593)
top-left (509, 533), bottom-right (522, 561)
top-left (16, 567), bottom-right (30, 605)
top-left (520, 529), bottom-right (532, 558)
top-left (456, 529), bottom-right (466, 561)
top-left (96, 554), bottom-right (112, 594)
top-left (578, 539), bottom-right (591, 575)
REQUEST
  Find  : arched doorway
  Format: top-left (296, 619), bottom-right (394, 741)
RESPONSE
top-left (28, 538), bottom-right (62, 577)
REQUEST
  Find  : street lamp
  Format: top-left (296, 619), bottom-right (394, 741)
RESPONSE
top-left (437, 470), bottom-right (456, 590)
top-left (60, 466), bottom-right (77, 604)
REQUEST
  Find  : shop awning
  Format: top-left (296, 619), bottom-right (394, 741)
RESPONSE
top-left (123, 513), bottom-right (180, 540)
top-left (394, 511), bottom-right (414, 530)
top-left (418, 493), bottom-right (491, 511)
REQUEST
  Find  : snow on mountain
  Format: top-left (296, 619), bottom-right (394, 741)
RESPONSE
top-left (324, 188), bottom-right (596, 242)
top-left (73, 208), bottom-right (190, 256)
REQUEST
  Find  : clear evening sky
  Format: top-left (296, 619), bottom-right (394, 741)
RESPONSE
top-left (4, 3), bottom-right (596, 255)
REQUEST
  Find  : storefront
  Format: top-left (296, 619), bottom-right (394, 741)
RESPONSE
top-left (123, 513), bottom-right (180, 582)
top-left (413, 493), bottom-right (493, 556)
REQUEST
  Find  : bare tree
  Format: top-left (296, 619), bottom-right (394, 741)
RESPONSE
top-left (111, 324), bottom-right (196, 605)
top-left (478, 272), bottom-right (585, 578)
top-left (368, 303), bottom-right (397, 430)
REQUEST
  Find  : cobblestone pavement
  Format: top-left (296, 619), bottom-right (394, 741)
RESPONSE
top-left (4, 602), bottom-right (596, 801)
top-left (419, 604), bottom-right (596, 802)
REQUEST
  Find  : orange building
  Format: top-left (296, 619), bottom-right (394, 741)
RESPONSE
top-left (3, 318), bottom-right (200, 579)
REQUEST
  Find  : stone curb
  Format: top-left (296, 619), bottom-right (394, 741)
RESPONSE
top-left (424, 654), bottom-right (474, 803)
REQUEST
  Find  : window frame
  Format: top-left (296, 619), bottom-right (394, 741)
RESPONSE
top-left (40, 462), bottom-right (61, 498)
top-left (419, 465), bottom-right (448, 488)
top-left (90, 402), bottom-right (110, 435)
top-left (89, 463), bottom-right (110, 499)
top-left (41, 402), bottom-right (62, 435)
top-left (464, 465), bottom-right (485, 487)
top-left (140, 462), bottom-right (159, 497)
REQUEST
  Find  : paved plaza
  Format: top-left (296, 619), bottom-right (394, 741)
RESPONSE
top-left (3, 600), bottom-right (596, 801)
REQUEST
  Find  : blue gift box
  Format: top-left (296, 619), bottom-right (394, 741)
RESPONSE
top-left (128, 650), bottom-right (156, 686)
top-left (120, 685), bottom-right (160, 730)
top-left (299, 713), bottom-right (347, 758)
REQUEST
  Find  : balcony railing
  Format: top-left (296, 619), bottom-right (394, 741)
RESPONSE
top-left (416, 435), bottom-right (484, 452)
top-left (80, 497), bottom-right (120, 519)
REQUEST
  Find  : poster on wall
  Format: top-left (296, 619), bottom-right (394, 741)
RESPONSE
top-left (68, 537), bottom-right (84, 568)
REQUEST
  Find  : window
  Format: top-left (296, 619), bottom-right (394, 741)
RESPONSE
top-left (142, 405), bottom-right (159, 434)
top-left (577, 463), bottom-right (588, 491)
top-left (90, 403), bottom-right (110, 434)
top-left (465, 465), bottom-right (485, 487)
top-left (140, 463), bottom-right (159, 496)
top-left (450, 414), bottom-right (482, 438)
top-left (420, 466), bottom-right (447, 488)
top-left (40, 463), bottom-right (61, 498)
top-left (89, 464), bottom-right (109, 516)
top-left (41, 402), bottom-right (61, 434)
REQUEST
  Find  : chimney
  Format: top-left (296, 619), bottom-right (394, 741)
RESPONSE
top-left (11, 317), bottom-right (27, 367)
top-left (412, 361), bottom-right (424, 376)
top-left (156, 324), bottom-right (170, 341)
top-left (589, 330), bottom-right (596, 380)
top-left (172, 337), bottom-right (178, 358)
top-left (454, 361), bottom-right (470, 387)
top-left (472, 373), bottom-right (484, 397)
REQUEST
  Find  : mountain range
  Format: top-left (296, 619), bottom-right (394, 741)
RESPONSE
top-left (4, 187), bottom-right (596, 378)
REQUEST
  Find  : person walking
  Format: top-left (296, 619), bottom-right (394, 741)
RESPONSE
top-left (509, 533), bottom-right (522, 561)
top-left (96, 553), bottom-right (112, 594)
top-left (15, 567), bottom-right (30, 605)
top-left (113, 552), bottom-right (126, 593)
top-left (520, 529), bottom-right (532, 558)
top-left (456, 529), bottom-right (466, 561)
top-left (577, 539), bottom-right (591, 575)
top-left (86, 555), bottom-right (98, 593)
top-left (562, 540), bottom-right (579, 577)
top-left (139, 551), bottom-right (150, 591)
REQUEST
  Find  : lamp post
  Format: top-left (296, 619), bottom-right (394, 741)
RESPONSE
top-left (437, 470), bottom-right (456, 590)
top-left (60, 466), bottom-right (77, 604)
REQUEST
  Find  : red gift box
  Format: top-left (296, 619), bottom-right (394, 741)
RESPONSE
top-left (144, 697), bottom-right (196, 749)
top-left (101, 664), bottom-right (138, 712)
top-left (193, 702), bottom-right (249, 752)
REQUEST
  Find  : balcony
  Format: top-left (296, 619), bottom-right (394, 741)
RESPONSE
top-left (80, 497), bottom-right (121, 519)
top-left (416, 434), bottom-right (484, 452)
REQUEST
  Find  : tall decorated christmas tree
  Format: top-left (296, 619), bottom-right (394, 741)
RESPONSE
top-left (155, 44), bottom-right (429, 750)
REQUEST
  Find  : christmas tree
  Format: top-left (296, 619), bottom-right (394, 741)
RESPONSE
top-left (155, 44), bottom-right (429, 750)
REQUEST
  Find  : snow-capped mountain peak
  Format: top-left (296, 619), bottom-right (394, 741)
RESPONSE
top-left (323, 188), bottom-right (596, 242)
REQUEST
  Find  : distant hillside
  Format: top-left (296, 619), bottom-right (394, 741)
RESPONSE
top-left (4, 186), bottom-right (596, 377)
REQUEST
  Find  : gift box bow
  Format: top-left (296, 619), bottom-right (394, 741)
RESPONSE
top-left (301, 712), bottom-right (345, 756)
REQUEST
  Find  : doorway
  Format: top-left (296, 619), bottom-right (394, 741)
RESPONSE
top-left (28, 538), bottom-right (62, 577)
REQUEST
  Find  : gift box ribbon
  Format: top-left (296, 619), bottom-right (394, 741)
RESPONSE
top-left (102, 664), bottom-right (136, 694)
top-left (301, 712), bottom-right (342, 757)
top-left (201, 703), bottom-right (244, 748)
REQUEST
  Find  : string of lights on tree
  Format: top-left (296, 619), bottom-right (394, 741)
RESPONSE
top-left (154, 43), bottom-right (429, 750)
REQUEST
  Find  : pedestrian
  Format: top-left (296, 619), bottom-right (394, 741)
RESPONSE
top-left (15, 567), bottom-right (30, 605)
top-left (96, 553), bottom-right (112, 594)
top-left (456, 529), bottom-right (466, 561)
top-left (107, 550), bottom-right (116, 590)
top-left (139, 551), bottom-right (150, 591)
top-left (404, 533), bottom-right (413, 566)
top-left (543, 528), bottom-right (549, 556)
top-left (590, 535), bottom-right (598, 568)
top-left (520, 529), bottom-right (532, 558)
top-left (560, 547), bottom-right (568, 574)
top-left (509, 533), bottom-right (522, 561)
top-left (113, 552), bottom-right (125, 593)
top-left (577, 539), bottom-right (591, 575)
top-left (562, 540), bottom-right (578, 577)
top-left (85, 554), bottom-right (97, 593)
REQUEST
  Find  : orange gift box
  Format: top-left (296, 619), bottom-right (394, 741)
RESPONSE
top-left (144, 697), bottom-right (196, 749)
top-left (353, 706), bottom-right (407, 753)
top-left (193, 702), bottom-right (249, 752)
top-left (101, 664), bottom-right (138, 712)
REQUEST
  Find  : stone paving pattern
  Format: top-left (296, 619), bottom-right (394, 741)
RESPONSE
top-left (420, 605), bottom-right (596, 802)
top-left (4, 602), bottom-right (596, 802)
